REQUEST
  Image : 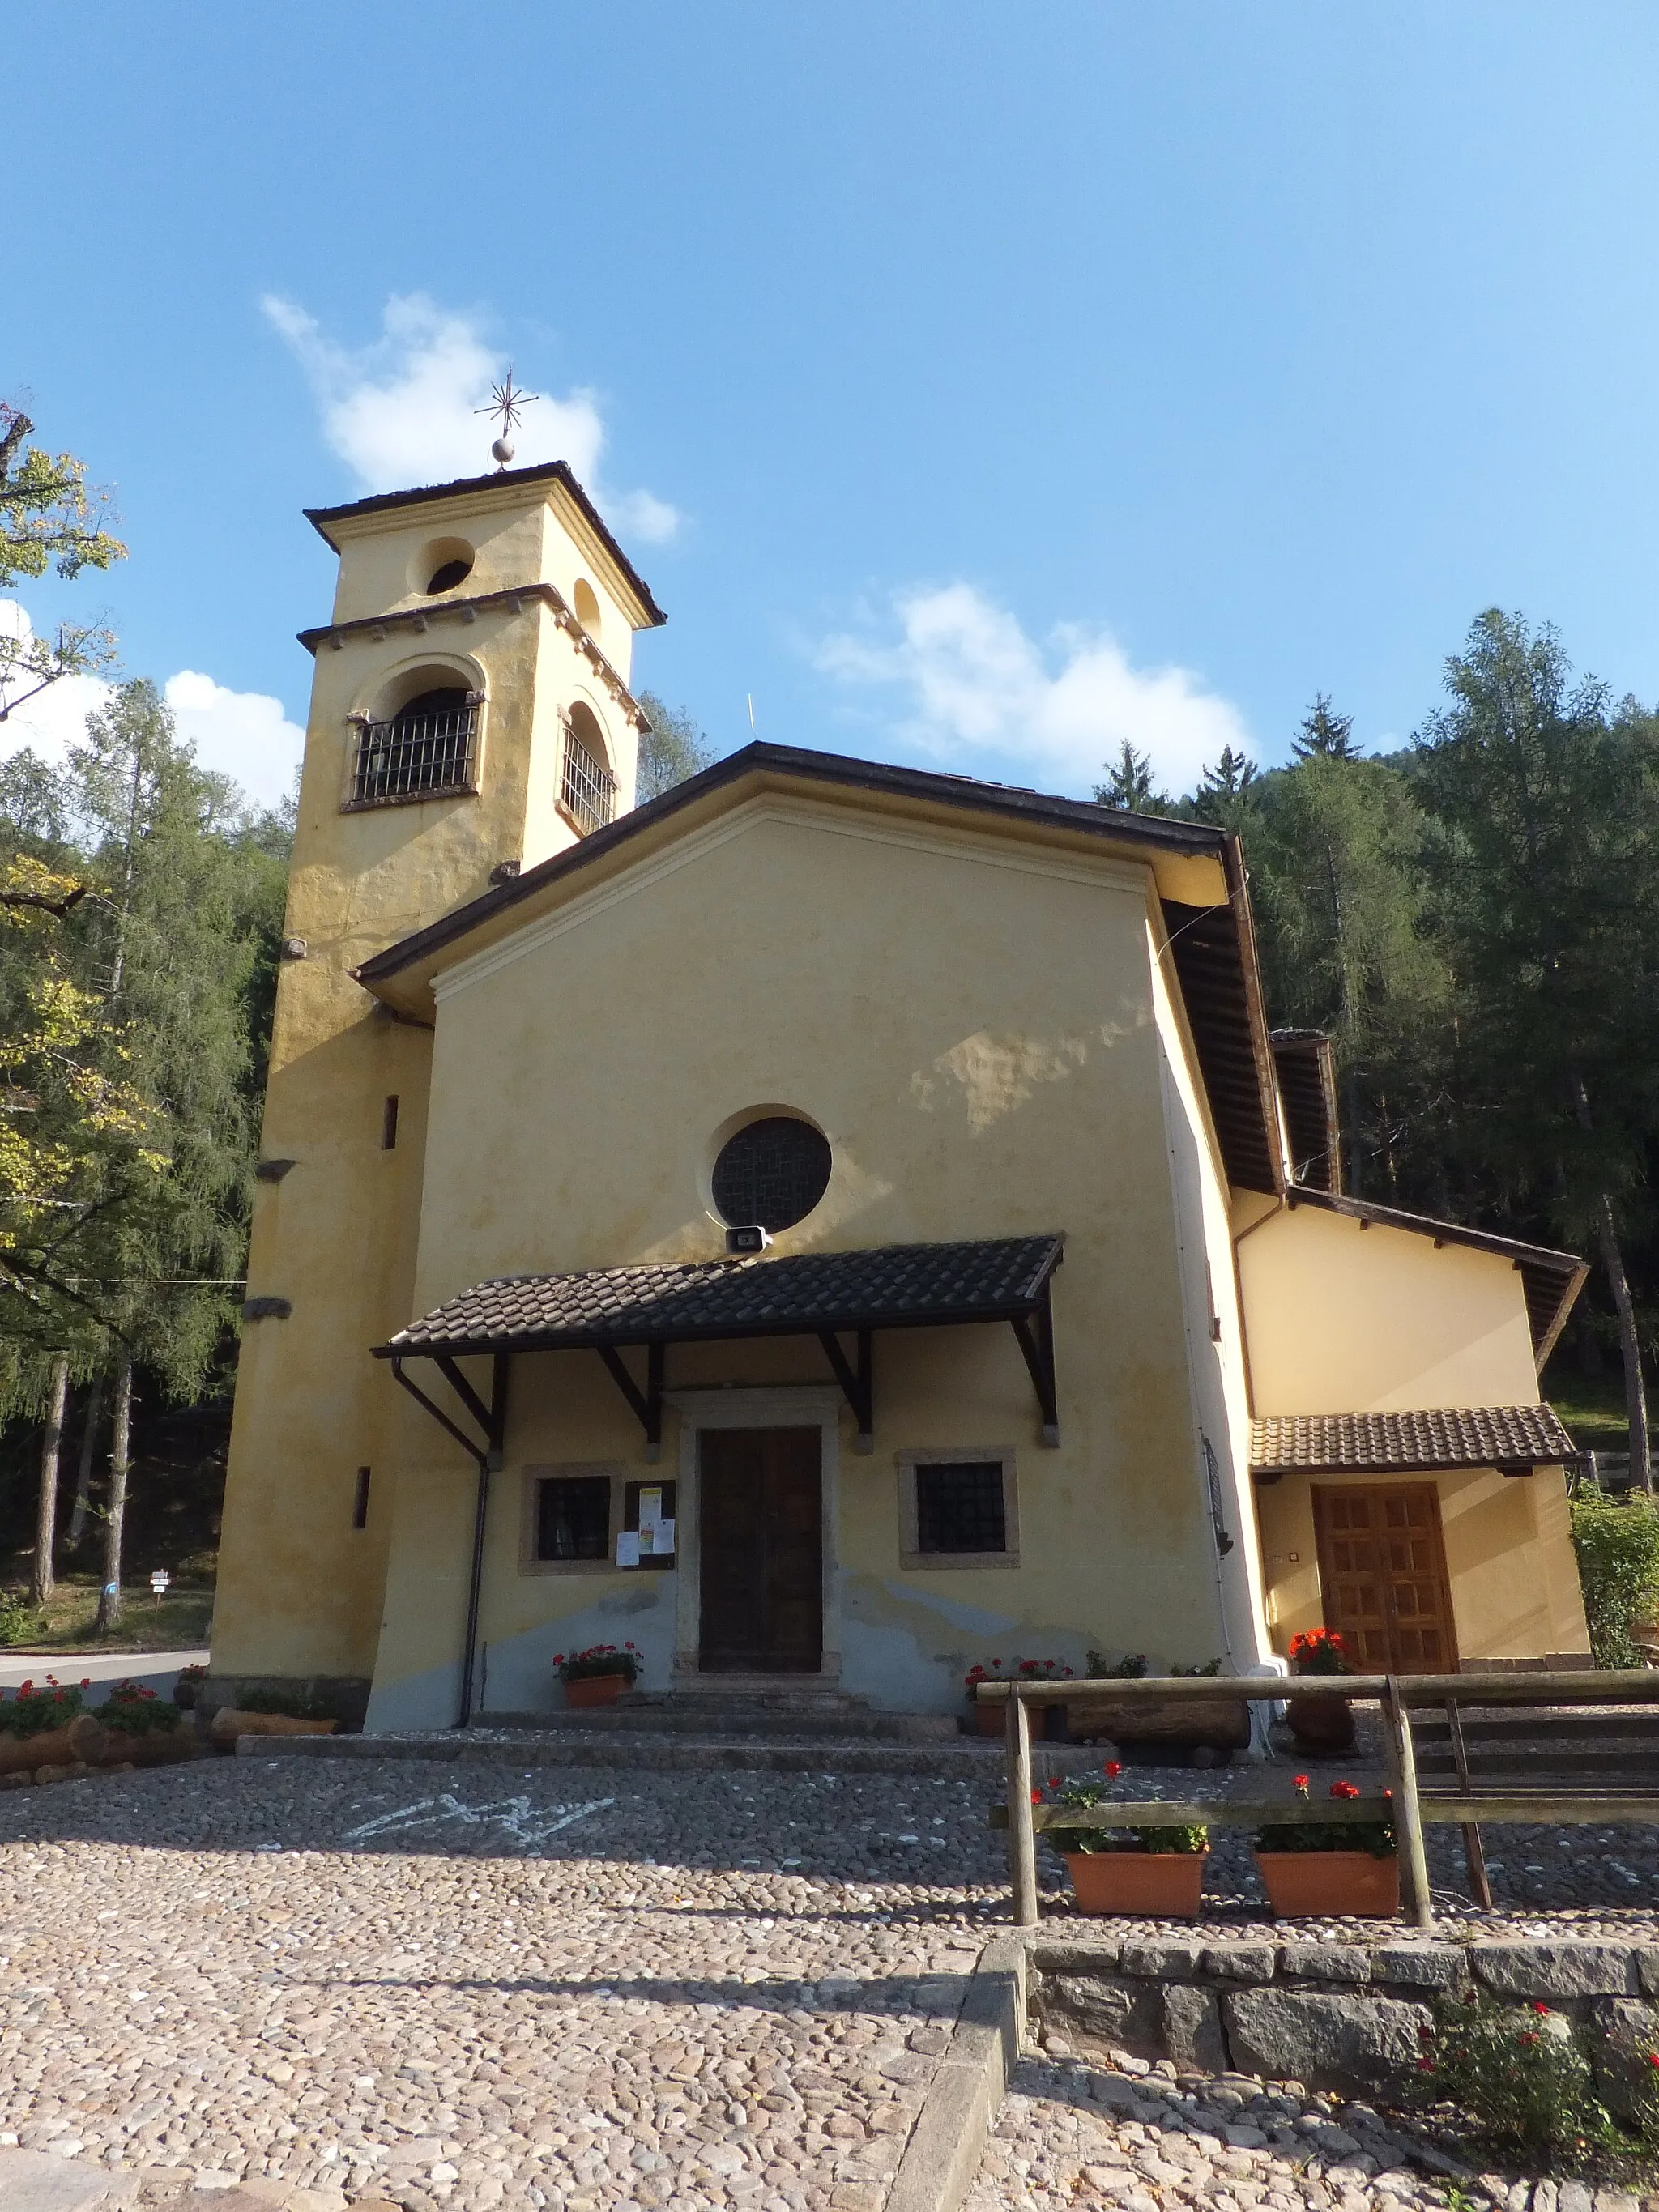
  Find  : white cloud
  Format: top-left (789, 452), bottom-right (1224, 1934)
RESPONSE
top-left (817, 583), bottom-right (1251, 800)
top-left (262, 292), bottom-right (680, 543)
top-left (163, 671), bottom-right (304, 810)
top-left (1, 602), bottom-right (303, 812)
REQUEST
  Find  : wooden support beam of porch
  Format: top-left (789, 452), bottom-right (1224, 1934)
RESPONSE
top-left (817, 1328), bottom-right (873, 1454)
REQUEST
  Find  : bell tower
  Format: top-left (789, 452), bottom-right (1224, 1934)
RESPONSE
top-left (212, 463), bottom-right (664, 1709)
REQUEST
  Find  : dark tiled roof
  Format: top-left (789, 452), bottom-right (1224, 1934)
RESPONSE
top-left (1285, 1184), bottom-right (1588, 1369)
top-left (378, 1235), bottom-right (1064, 1358)
top-left (1162, 897), bottom-right (1282, 1196)
top-left (1251, 1404), bottom-right (1578, 1477)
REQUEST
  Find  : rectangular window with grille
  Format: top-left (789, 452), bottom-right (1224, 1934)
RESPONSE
top-left (898, 1448), bottom-right (1018, 1568)
top-left (916, 1463), bottom-right (1006, 1553)
top-left (348, 698), bottom-right (478, 808)
top-left (561, 727), bottom-right (616, 835)
top-left (535, 1475), bottom-right (612, 1562)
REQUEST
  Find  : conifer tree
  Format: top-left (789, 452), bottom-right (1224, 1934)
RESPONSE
top-left (1093, 740), bottom-right (1170, 814)
top-left (1414, 612), bottom-right (1659, 1486)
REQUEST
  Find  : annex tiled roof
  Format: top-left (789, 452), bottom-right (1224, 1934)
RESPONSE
top-left (1250, 1404), bottom-right (1578, 1477)
top-left (377, 1234), bottom-right (1064, 1358)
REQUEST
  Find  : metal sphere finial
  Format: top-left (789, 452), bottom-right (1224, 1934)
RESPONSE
top-left (476, 365), bottom-right (539, 471)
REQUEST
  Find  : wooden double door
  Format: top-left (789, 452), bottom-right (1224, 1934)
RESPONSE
top-left (698, 1427), bottom-right (823, 1673)
top-left (1312, 1482), bottom-right (1459, 1673)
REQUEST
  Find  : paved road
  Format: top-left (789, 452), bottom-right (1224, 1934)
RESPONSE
top-left (0, 1650), bottom-right (207, 1704)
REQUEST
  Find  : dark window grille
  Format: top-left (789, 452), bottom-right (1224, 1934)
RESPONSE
top-left (561, 726), bottom-right (617, 835)
top-left (711, 1116), bottom-right (831, 1232)
top-left (351, 688), bottom-right (477, 806)
top-left (352, 1467), bottom-right (371, 1531)
top-left (536, 1475), bottom-right (612, 1562)
top-left (915, 1462), bottom-right (1007, 1554)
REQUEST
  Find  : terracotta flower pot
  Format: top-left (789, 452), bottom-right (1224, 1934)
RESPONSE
top-left (1286, 1691), bottom-right (1356, 1754)
top-left (1066, 1849), bottom-right (1209, 1918)
top-left (974, 1702), bottom-right (1004, 1737)
top-left (0, 1713), bottom-right (105, 1775)
top-left (1255, 1849), bottom-right (1399, 1918)
top-left (564, 1673), bottom-right (628, 1707)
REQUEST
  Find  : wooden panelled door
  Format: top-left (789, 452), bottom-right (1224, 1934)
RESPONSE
top-left (698, 1428), bottom-right (823, 1673)
top-left (1311, 1483), bottom-right (1459, 1673)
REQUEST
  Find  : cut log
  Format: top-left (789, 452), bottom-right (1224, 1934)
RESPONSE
top-left (210, 1707), bottom-right (337, 1745)
top-left (104, 1727), bottom-right (197, 1767)
top-left (1064, 1693), bottom-right (1252, 1751)
top-left (0, 1712), bottom-right (107, 1775)
top-left (32, 1760), bottom-right (92, 1784)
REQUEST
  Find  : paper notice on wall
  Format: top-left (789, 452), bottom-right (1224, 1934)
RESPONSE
top-left (638, 1486), bottom-right (664, 1535)
top-left (616, 1531), bottom-right (642, 1568)
top-left (652, 1518), bottom-right (676, 1556)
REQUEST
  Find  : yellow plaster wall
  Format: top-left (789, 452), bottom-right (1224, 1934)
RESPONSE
top-left (1239, 1203), bottom-right (1589, 1664)
top-left (215, 480), bottom-right (652, 1686)
top-left (1255, 1467), bottom-right (1590, 1662)
top-left (365, 803), bottom-right (1241, 1723)
top-left (1145, 923), bottom-right (1272, 1665)
top-left (1238, 1202), bottom-right (1541, 1414)
top-left (326, 478), bottom-right (642, 684)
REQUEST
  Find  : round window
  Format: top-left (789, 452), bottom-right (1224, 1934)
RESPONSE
top-left (711, 1116), bottom-right (831, 1232)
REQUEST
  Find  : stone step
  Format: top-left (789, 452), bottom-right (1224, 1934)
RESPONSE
top-left (239, 1728), bottom-right (1104, 1777)
top-left (480, 1703), bottom-right (962, 1742)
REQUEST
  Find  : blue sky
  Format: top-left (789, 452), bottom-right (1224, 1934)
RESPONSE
top-left (5, 4), bottom-right (1659, 808)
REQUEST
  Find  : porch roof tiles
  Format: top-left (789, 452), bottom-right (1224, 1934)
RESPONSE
top-left (1250, 1404), bottom-right (1578, 1479)
top-left (377, 1233), bottom-right (1064, 1357)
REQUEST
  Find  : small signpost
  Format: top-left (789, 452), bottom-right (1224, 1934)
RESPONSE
top-left (148, 1569), bottom-right (171, 1607)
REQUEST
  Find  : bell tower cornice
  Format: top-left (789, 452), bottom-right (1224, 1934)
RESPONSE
top-left (296, 579), bottom-right (651, 732)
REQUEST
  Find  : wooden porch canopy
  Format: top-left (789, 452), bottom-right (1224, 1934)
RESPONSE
top-left (375, 1233), bottom-right (1065, 1464)
top-left (1250, 1404), bottom-right (1579, 1483)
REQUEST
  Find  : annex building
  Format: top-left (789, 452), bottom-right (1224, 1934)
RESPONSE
top-left (212, 462), bottom-right (1592, 1729)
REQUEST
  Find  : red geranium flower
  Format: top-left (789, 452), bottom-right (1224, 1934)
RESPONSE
top-left (1329, 1780), bottom-right (1361, 1800)
top-left (1530, 2001), bottom-right (1550, 2017)
top-left (1104, 1761), bottom-right (1124, 1779)
top-left (1292, 1774), bottom-right (1310, 1789)
top-left (1519, 2031), bottom-right (1540, 2048)
top-left (1030, 1788), bottom-right (1043, 1804)
top-left (1416, 2058), bottom-right (1435, 2073)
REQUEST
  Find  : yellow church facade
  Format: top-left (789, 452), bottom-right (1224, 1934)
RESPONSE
top-left (211, 463), bottom-right (1591, 1730)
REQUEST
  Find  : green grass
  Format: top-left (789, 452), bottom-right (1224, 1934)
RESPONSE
top-left (1544, 1367), bottom-right (1631, 1454)
top-left (0, 1574), bottom-right (212, 1655)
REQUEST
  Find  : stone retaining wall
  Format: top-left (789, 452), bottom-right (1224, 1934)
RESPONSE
top-left (1029, 1937), bottom-right (1659, 2107)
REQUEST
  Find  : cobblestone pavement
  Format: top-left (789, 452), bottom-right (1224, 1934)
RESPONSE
top-left (8, 1752), bottom-right (1659, 2212)
top-left (0, 1755), bottom-right (1006, 2210)
top-left (965, 2055), bottom-right (1658, 2212)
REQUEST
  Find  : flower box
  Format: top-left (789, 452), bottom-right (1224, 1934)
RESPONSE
top-left (1066, 1848), bottom-right (1209, 1917)
top-left (1254, 1849), bottom-right (1400, 1918)
top-left (565, 1673), bottom-right (627, 1708)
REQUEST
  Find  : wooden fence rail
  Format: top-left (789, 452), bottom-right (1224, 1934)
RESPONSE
top-left (977, 1670), bottom-right (1659, 1929)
